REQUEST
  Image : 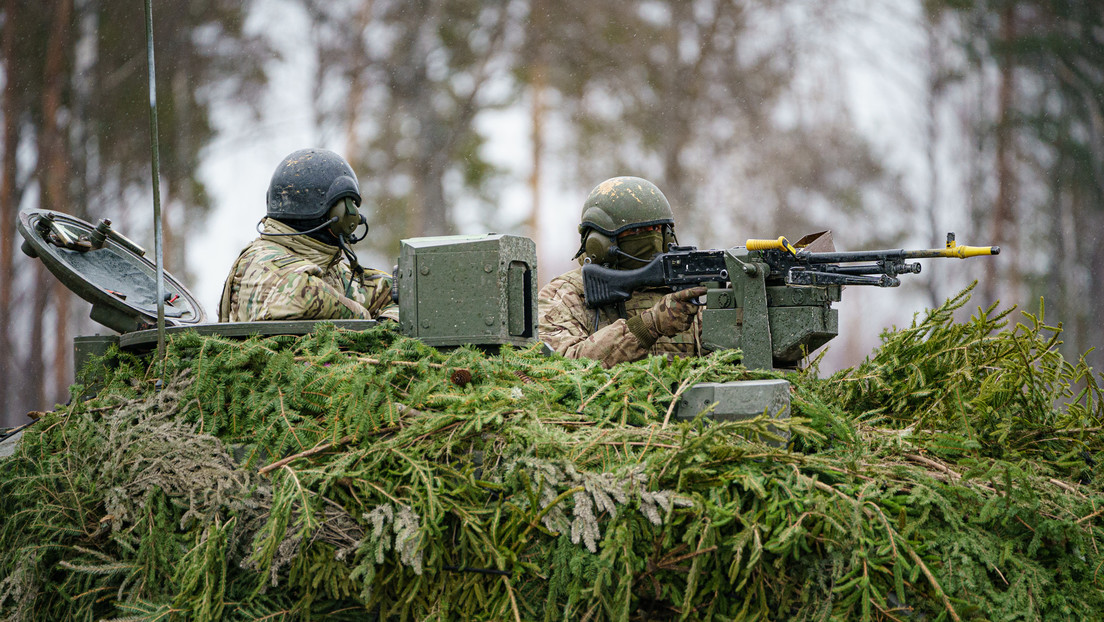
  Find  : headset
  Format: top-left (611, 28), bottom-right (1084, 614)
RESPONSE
top-left (327, 197), bottom-right (367, 243)
top-left (257, 197), bottom-right (366, 244)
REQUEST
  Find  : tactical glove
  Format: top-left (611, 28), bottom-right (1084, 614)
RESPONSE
top-left (627, 286), bottom-right (707, 348)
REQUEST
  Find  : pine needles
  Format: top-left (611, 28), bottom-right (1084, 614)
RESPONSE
top-left (1, 288), bottom-right (1102, 620)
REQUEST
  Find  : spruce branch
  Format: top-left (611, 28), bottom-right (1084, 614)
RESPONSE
top-left (258, 436), bottom-right (354, 475)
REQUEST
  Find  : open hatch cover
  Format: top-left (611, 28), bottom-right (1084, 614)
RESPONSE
top-left (17, 208), bottom-right (207, 333)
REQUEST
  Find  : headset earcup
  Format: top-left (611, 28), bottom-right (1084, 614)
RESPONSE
top-left (328, 198), bottom-right (361, 238)
top-left (583, 231), bottom-right (614, 265)
top-left (663, 226), bottom-right (677, 251)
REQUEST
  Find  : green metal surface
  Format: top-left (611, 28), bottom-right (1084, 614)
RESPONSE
top-left (396, 234), bottom-right (537, 347)
top-left (0, 431), bottom-right (21, 460)
top-left (675, 379), bottom-right (791, 422)
top-left (768, 305), bottom-right (839, 363)
top-left (700, 247), bottom-right (841, 369)
top-left (74, 333), bottom-right (120, 372)
top-left (17, 209), bottom-right (205, 334)
top-left (675, 379), bottom-right (792, 446)
top-left (72, 335), bottom-right (121, 399)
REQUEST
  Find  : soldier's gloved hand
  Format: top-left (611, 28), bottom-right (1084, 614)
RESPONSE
top-left (627, 286), bottom-right (707, 348)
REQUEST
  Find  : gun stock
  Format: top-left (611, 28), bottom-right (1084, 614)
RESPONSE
top-left (582, 261), bottom-right (665, 308)
top-left (581, 247), bottom-right (728, 308)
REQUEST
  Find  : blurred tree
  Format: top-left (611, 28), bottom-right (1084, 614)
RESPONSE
top-left (41, 0), bottom-right (73, 407)
top-left (926, 0), bottom-right (1104, 369)
top-left (0, 0), bottom-right (268, 426)
top-left (516, 0), bottom-right (907, 250)
top-left (304, 0), bottom-right (523, 254)
top-left (298, 0), bottom-right (905, 272)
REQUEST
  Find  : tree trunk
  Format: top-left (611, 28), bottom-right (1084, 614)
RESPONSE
top-left (527, 0), bottom-right (546, 265)
top-left (42, 0), bottom-right (74, 405)
top-left (1087, 206), bottom-right (1104, 373)
top-left (0, 0), bottom-right (21, 424)
top-left (27, 265), bottom-right (50, 411)
top-left (413, 105), bottom-right (451, 236)
top-left (987, 5), bottom-right (1017, 305)
top-left (923, 18), bottom-right (944, 310)
top-left (529, 63), bottom-right (545, 276)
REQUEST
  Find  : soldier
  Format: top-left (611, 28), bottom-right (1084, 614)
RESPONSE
top-left (218, 148), bottom-right (399, 322)
top-left (538, 176), bottom-right (706, 367)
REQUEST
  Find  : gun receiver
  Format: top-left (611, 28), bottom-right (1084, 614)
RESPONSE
top-left (579, 232), bottom-right (999, 370)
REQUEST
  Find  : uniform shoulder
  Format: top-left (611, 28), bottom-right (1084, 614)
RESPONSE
top-left (536, 267), bottom-right (587, 307)
top-left (239, 237), bottom-right (315, 271)
top-left (539, 267), bottom-right (584, 298)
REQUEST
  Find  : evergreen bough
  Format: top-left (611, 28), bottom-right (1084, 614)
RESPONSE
top-left (1, 286), bottom-right (1102, 621)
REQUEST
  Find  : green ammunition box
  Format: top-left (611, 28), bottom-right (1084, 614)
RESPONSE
top-left (396, 234), bottom-right (538, 348)
top-left (675, 379), bottom-right (791, 445)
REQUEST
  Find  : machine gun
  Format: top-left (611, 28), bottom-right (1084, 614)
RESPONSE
top-left (581, 232), bottom-right (999, 369)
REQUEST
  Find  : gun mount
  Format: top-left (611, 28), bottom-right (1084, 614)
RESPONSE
top-left (700, 243), bottom-right (842, 370)
top-left (582, 231), bottom-right (1000, 370)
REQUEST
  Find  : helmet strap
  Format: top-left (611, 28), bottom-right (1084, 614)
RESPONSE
top-left (663, 224), bottom-right (678, 250)
top-left (609, 245), bottom-right (652, 264)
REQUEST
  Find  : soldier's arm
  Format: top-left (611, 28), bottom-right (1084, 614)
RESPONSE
top-left (351, 270), bottom-right (399, 322)
top-left (240, 263), bottom-right (373, 321)
top-left (219, 240), bottom-right (376, 322)
top-left (537, 277), bottom-right (649, 368)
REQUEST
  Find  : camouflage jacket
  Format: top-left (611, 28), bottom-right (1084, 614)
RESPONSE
top-left (538, 267), bottom-right (702, 368)
top-left (218, 218), bottom-right (399, 323)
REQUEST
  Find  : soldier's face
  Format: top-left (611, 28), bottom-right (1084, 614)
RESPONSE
top-left (617, 225), bottom-right (665, 269)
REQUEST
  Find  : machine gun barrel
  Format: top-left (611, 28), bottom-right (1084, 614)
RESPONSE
top-left (746, 239), bottom-right (1000, 261)
top-left (580, 231), bottom-right (998, 311)
top-left (745, 232), bottom-right (999, 287)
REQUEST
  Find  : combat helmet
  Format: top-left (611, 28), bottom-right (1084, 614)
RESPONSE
top-left (266, 148), bottom-right (364, 241)
top-left (576, 176), bottom-right (677, 268)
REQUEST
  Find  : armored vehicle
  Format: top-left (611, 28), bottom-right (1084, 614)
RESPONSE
top-left (7, 207), bottom-right (798, 443)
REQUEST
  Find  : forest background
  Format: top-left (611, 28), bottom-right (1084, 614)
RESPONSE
top-left (1, 0), bottom-right (1101, 428)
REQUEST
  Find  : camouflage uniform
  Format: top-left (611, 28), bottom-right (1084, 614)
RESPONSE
top-left (218, 218), bottom-right (398, 322)
top-left (538, 267), bottom-right (702, 368)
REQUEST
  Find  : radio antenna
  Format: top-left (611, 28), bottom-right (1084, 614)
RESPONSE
top-left (143, 0), bottom-right (166, 360)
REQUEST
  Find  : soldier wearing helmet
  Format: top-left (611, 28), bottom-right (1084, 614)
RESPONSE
top-left (538, 176), bottom-right (705, 367)
top-left (218, 148), bottom-right (398, 322)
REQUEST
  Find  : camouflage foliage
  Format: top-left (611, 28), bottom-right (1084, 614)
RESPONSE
top-left (1, 290), bottom-right (1102, 621)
